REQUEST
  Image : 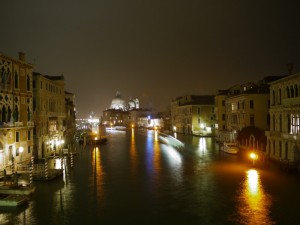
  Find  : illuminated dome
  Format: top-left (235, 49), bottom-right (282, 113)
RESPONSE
top-left (128, 98), bottom-right (136, 109)
top-left (110, 91), bottom-right (126, 110)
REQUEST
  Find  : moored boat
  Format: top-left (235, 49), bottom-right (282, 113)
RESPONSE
top-left (222, 142), bottom-right (239, 154)
top-left (0, 194), bottom-right (28, 207)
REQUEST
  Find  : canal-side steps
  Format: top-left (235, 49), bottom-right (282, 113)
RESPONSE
top-left (33, 167), bottom-right (63, 181)
top-left (32, 158), bottom-right (65, 181)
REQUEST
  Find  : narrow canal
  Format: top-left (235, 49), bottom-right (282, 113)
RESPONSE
top-left (1, 129), bottom-right (300, 225)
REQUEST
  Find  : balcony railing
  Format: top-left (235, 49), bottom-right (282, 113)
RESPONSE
top-left (27, 121), bottom-right (34, 127)
top-left (265, 130), bottom-right (281, 138)
top-left (14, 122), bottom-right (23, 127)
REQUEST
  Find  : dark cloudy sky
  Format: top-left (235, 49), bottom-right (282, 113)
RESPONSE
top-left (1, 0), bottom-right (300, 117)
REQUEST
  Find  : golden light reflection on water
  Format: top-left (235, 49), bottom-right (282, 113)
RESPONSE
top-left (91, 146), bottom-right (104, 199)
top-left (236, 169), bottom-right (274, 225)
top-left (153, 131), bottom-right (161, 173)
top-left (130, 128), bottom-right (138, 178)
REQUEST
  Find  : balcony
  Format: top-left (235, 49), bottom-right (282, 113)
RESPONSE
top-left (14, 122), bottom-right (23, 127)
top-left (282, 133), bottom-right (300, 141)
top-left (27, 121), bottom-right (34, 127)
top-left (0, 121), bottom-right (23, 129)
top-left (282, 97), bottom-right (300, 106)
top-left (265, 130), bottom-right (281, 138)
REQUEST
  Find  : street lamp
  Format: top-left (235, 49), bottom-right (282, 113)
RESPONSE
top-left (250, 152), bottom-right (258, 166)
top-left (19, 146), bottom-right (24, 164)
top-left (94, 137), bottom-right (97, 149)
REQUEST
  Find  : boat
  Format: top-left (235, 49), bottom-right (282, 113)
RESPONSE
top-left (0, 194), bottom-right (28, 207)
top-left (158, 132), bottom-right (185, 150)
top-left (222, 142), bottom-right (239, 154)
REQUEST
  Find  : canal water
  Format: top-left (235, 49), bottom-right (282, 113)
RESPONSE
top-left (1, 129), bottom-right (300, 225)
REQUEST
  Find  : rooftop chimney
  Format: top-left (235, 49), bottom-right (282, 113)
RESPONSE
top-left (18, 52), bottom-right (25, 61)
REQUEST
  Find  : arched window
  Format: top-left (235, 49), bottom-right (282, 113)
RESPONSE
top-left (273, 115), bottom-right (276, 131)
top-left (1, 106), bottom-right (6, 123)
top-left (287, 87), bottom-right (290, 98)
top-left (14, 72), bottom-right (19, 89)
top-left (27, 75), bottom-right (30, 91)
top-left (279, 114), bottom-right (282, 132)
top-left (272, 90), bottom-right (275, 105)
top-left (285, 143), bottom-right (288, 160)
top-left (279, 141), bottom-right (282, 158)
top-left (295, 85), bottom-right (299, 97)
top-left (291, 86), bottom-right (294, 98)
top-left (268, 140), bottom-right (271, 154)
top-left (279, 88), bottom-right (282, 104)
top-left (27, 106), bottom-right (31, 121)
top-left (13, 106), bottom-right (19, 122)
top-left (7, 106), bottom-right (11, 122)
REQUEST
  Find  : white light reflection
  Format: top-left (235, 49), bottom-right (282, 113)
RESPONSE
top-left (198, 137), bottom-right (206, 152)
top-left (163, 145), bottom-right (182, 164)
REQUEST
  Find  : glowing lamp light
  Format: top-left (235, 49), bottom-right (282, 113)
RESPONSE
top-left (250, 152), bottom-right (258, 166)
top-left (19, 146), bottom-right (24, 153)
top-left (250, 152), bottom-right (257, 160)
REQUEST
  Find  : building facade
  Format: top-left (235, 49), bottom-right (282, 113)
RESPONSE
top-left (216, 81), bottom-right (271, 143)
top-left (33, 72), bottom-right (66, 159)
top-left (171, 95), bottom-right (215, 136)
top-left (64, 91), bottom-right (76, 151)
top-left (266, 73), bottom-right (300, 164)
top-left (0, 52), bottom-right (34, 170)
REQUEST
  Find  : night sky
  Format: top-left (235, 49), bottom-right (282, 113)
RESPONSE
top-left (1, 0), bottom-right (300, 117)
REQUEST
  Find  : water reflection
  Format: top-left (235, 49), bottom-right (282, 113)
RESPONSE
top-left (145, 131), bottom-right (161, 175)
top-left (198, 137), bottom-right (207, 153)
top-left (130, 128), bottom-right (138, 179)
top-left (91, 146), bottom-right (104, 200)
top-left (235, 169), bottom-right (274, 225)
top-left (153, 131), bottom-right (161, 172)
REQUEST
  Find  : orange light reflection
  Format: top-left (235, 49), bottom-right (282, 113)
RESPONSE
top-left (236, 169), bottom-right (274, 225)
top-left (91, 146), bottom-right (104, 199)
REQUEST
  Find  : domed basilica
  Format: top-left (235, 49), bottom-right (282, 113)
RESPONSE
top-left (110, 91), bottom-right (139, 111)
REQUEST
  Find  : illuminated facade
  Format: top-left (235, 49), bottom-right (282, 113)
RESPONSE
top-left (109, 91), bottom-right (140, 111)
top-left (102, 91), bottom-right (144, 127)
top-left (266, 73), bottom-right (300, 164)
top-left (171, 95), bottom-right (215, 136)
top-left (215, 80), bottom-right (273, 143)
top-left (214, 90), bottom-right (227, 141)
top-left (33, 72), bottom-right (66, 159)
top-left (0, 52), bottom-right (34, 170)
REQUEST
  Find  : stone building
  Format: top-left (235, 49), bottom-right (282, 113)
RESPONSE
top-left (102, 91), bottom-right (141, 127)
top-left (32, 72), bottom-right (66, 159)
top-left (0, 52), bottom-right (34, 170)
top-left (171, 95), bottom-right (215, 136)
top-left (266, 73), bottom-right (300, 165)
top-left (64, 91), bottom-right (76, 152)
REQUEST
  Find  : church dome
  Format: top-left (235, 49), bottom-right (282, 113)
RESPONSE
top-left (128, 98), bottom-right (136, 109)
top-left (110, 91), bottom-right (126, 110)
